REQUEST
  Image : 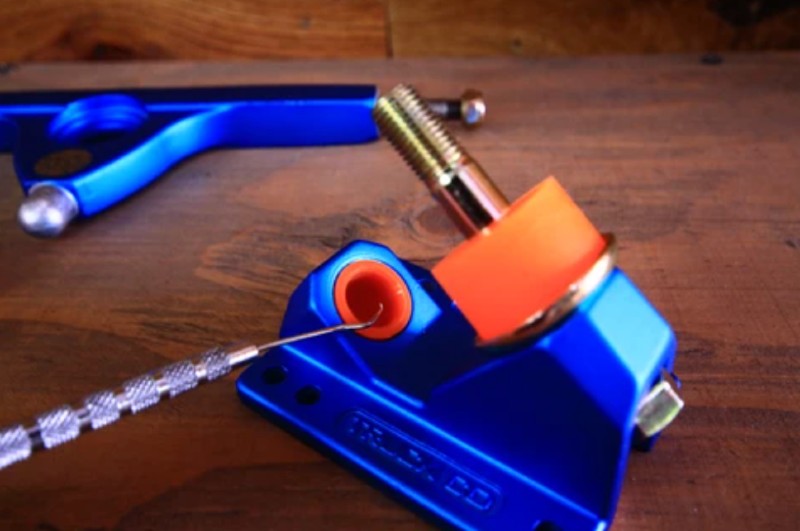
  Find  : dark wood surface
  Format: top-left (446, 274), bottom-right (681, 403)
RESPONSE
top-left (389, 0), bottom-right (800, 57)
top-left (0, 0), bottom-right (388, 60)
top-left (0, 55), bottom-right (798, 530)
top-left (1, 0), bottom-right (800, 61)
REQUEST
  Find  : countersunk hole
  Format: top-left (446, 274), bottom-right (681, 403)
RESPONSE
top-left (295, 385), bottom-right (321, 405)
top-left (262, 365), bottom-right (288, 385)
top-left (533, 522), bottom-right (561, 531)
top-left (34, 148), bottom-right (92, 177)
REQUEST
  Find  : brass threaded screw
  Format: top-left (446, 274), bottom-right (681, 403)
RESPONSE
top-left (373, 84), bottom-right (509, 237)
top-left (373, 95), bottom-right (452, 188)
top-left (390, 84), bottom-right (465, 166)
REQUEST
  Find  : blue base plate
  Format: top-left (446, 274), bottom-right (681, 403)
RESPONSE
top-left (237, 241), bottom-right (676, 530)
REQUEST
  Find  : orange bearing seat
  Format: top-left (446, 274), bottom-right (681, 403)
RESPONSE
top-left (334, 260), bottom-right (413, 340)
top-left (432, 177), bottom-right (606, 343)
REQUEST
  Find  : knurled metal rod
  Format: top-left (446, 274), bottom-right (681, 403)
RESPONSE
top-left (0, 309), bottom-right (381, 471)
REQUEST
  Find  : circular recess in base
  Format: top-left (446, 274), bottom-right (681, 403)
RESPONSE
top-left (334, 260), bottom-right (412, 340)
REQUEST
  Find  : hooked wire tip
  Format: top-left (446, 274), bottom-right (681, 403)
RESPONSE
top-left (344, 303), bottom-right (384, 330)
top-left (256, 304), bottom-right (384, 354)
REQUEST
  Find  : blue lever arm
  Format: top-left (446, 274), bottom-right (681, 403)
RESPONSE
top-left (0, 85), bottom-right (380, 235)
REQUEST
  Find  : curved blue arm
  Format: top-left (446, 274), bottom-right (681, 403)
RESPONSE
top-left (0, 85), bottom-right (379, 217)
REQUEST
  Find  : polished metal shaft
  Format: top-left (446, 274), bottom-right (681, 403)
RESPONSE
top-left (0, 313), bottom-right (380, 471)
top-left (373, 84), bottom-right (509, 237)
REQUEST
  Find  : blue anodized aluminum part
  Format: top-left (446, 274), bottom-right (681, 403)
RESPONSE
top-left (0, 85), bottom-right (379, 217)
top-left (237, 241), bottom-right (677, 530)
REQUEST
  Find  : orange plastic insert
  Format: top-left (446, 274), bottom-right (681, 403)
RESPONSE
top-left (334, 260), bottom-right (413, 340)
top-left (432, 177), bottom-right (605, 342)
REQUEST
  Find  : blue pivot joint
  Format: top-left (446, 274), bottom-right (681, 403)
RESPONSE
top-left (237, 240), bottom-right (680, 530)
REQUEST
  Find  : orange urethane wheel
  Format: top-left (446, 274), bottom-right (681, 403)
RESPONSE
top-left (432, 177), bottom-right (605, 342)
top-left (334, 260), bottom-right (413, 340)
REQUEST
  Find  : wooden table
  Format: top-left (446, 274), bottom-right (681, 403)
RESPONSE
top-left (0, 55), bottom-right (798, 530)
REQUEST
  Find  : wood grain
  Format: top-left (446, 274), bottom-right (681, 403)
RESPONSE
top-left (0, 0), bottom-right (387, 60)
top-left (389, 0), bottom-right (800, 57)
top-left (1, 0), bottom-right (799, 61)
top-left (0, 55), bottom-right (798, 530)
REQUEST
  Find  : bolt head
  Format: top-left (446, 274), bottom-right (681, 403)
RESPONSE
top-left (460, 89), bottom-right (486, 127)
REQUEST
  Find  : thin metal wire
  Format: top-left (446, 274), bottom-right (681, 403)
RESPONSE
top-left (256, 304), bottom-right (383, 355)
top-left (0, 305), bottom-right (386, 471)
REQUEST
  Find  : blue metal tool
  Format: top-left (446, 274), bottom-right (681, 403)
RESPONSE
top-left (237, 85), bottom-right (683, 530)
top-left (0, 85), bottom-right (484, 237)
top-left (0, 83), bottom-right (680, 530)
top-left (237, 240), bottom-right (678, 531)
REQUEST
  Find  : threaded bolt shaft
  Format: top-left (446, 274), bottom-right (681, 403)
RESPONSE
top-left (373, 94), bottom-right (452, 189)
top-left (373, 84), bottom-right (509, 237)
top-left (390, 84), bottom-right (465, 167)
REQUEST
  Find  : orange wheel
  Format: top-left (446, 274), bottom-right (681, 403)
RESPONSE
top-left (433, 177), bottom-right (605, 342)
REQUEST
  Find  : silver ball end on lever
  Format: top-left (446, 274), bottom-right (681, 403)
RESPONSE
top-left (17, 184), bottom-right (78, 238)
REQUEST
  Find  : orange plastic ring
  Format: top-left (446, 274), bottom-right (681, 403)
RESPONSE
top-left (432, 177), bottom-right (605, 342)
top-left (334, 260), bottom-right (412, 340)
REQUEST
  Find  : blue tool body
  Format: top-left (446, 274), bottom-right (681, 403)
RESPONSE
top-left (237, 241), bottom-right (677, 530)
top-left (0, 85), bottom-right (378, 216)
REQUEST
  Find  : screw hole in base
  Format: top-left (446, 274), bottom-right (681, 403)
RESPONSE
top-left (262, 366), bottom-right (288, 385)
top-left (533, 521), bottom-right (561, 531)
top-left (295, 385), bottom-right (321, 405)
